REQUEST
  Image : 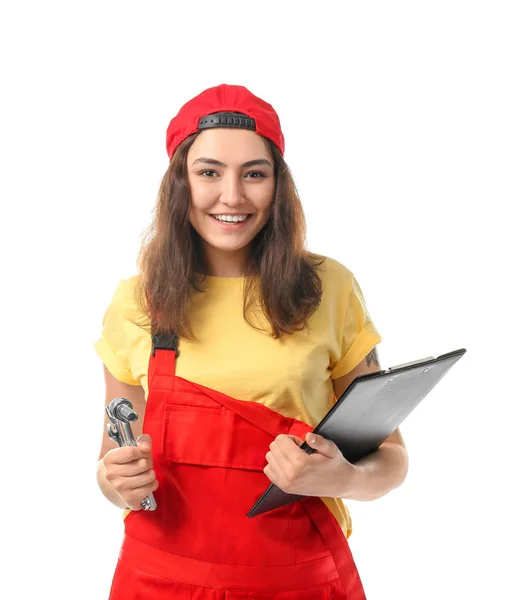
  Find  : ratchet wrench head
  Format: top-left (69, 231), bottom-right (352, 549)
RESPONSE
top-left (107, 397), bottom-right (138, 423)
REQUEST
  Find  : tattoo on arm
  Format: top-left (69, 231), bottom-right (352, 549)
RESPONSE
top-left (366, 347), bottom-right (380, 368)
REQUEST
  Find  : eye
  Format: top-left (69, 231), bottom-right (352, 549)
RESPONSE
top-left (197, 170), bottom-right (267, 179)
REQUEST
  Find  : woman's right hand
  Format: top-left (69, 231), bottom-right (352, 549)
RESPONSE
top-left (103, 433), bottom-right (159, 510)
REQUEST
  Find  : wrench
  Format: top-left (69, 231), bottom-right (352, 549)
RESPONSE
top-left (105, 397), bottom-right (157, 511)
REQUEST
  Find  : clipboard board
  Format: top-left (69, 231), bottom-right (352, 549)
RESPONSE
top-left (247, 347), bottom-right (467, 518)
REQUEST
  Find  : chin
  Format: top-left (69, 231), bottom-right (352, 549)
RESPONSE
top-left (205, 236), bottom-right (253, 252)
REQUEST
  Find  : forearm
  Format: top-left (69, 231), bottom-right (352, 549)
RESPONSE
top-left (341, 443), bottom-right (409, 501)
top-left (96, 458), bottom-right (129, 510)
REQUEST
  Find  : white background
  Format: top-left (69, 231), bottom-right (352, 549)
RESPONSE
top-left (1, 1), bottom-right (506, 598)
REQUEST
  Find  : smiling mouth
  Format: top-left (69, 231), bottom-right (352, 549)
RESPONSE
top-left (209, 214), bottom-right (254, 224)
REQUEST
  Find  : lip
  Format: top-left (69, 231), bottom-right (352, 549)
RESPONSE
top-left (209, 214), bottom-right (253, 230)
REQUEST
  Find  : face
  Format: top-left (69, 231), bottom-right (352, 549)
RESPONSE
top-left (186, 128), bottom-right (276, 266)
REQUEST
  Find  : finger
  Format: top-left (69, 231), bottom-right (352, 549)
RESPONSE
top-left (263, 457), bottom-right (283, 487)
top-left (106, 446), bottom-right (145, 465)
top-left (133, 480), bottom-right (159, 508)
top-left (275, 434), bottom-right (306, 461)
top-left (130, 470), bottom-right (157, 489)
top-left (136, 433), bottom-right (152, 452)
top-left (270, 436), bottom-right (308, 489)
top-left (118, 469), bottom-right (158, 492)
top-left (269, 437), bottom-right (294, 471)
top-left (305, 432), bottom-right (339, 458)
top-left (264, 448), bottom-right (287, 483)
top-left (123, 479), bottom-right (160, 510)
top-left (286, 435), bottom-right (305, 447)
top-left (119, 456), bottom-right (153, 477)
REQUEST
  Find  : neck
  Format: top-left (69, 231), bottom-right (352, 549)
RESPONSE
top-left (199, 242), bottom-right (251, 278)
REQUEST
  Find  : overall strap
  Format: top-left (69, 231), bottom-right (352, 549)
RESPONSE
top-left (149, 328), bottom-right (179, 379)
top-left (301, 497), bottom-right (367, 600)
top-left (145, 286), bottom-right (179, 379)
top-left (149, 326), bottom-right (313, 441)
top-left (181, 376), bottom-right (314, 441)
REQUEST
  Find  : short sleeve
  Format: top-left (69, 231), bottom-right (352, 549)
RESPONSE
top-left (330, 275), bottom-right (383, 379)
top-left (93, 278), bottom-right (142, 386)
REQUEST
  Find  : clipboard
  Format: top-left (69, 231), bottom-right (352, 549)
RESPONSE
top-left (247, 347), bottom-right (467, 518)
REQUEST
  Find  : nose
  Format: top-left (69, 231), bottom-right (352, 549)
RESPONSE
top-left (220, 172), bottom-right (245, 207)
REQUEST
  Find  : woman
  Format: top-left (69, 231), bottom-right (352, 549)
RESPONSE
top-left (95, 83), bottom-right (409, 599)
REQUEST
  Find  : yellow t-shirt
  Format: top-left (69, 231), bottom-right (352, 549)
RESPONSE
top-left (94, 255), bottom-right (382, 539)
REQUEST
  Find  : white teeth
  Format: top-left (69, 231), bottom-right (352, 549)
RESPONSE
top-left (212, 214), bottom-right (249, 223)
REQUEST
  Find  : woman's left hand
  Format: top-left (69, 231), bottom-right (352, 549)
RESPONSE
top-left (263, 432), bottom-right (356, 498)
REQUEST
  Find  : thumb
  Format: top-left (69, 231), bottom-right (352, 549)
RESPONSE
top-left (305, 432), bottom-right (339, 458)
top-left (136, 433), bottom-right (152, 452)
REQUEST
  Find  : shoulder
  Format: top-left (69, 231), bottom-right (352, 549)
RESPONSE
top-left (106, 274), bottom-right (144, 320)
top-left (111, 274), bottom-right (141, 302)
top-left (314, 254), bottom-right (354, 293)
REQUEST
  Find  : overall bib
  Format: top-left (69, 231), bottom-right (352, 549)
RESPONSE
top-left (108, 331), bottom-right (367, 599)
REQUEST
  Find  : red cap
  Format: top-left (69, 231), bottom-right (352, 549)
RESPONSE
top-left (165, 84), bottom-right (285, 160)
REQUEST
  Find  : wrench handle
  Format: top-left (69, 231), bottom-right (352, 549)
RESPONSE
top-left (124, 434), bottom-right (158, 511)
top-left (106, 407), bottom-right (157, 511)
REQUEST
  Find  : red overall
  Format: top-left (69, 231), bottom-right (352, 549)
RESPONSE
top-left (108, 333), bottom-right (367, 599)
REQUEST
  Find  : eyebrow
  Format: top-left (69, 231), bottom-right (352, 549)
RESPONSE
top-left (191, 157), bottom-right (273, 169)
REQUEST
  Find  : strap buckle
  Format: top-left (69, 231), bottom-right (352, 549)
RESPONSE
top-left (151, 330), bottom-right (179, 357)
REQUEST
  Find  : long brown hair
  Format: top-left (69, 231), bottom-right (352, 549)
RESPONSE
top-left (131, 132), bottom-right (326, 341)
